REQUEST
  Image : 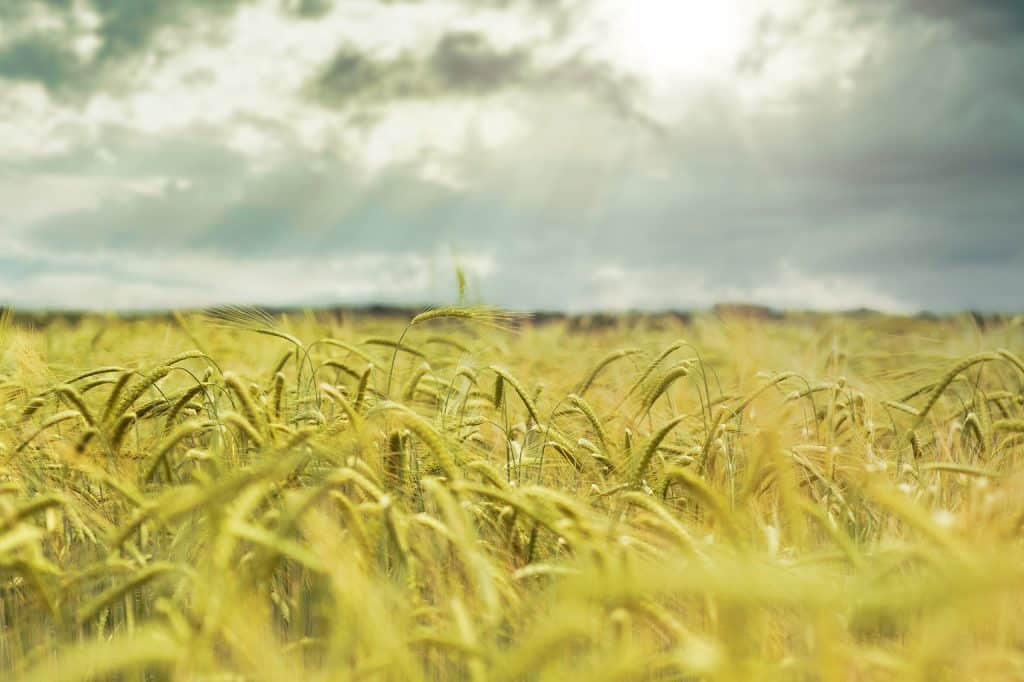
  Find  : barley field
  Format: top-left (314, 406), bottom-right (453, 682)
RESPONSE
top-left (2, 306), bottom-right (1024, 681)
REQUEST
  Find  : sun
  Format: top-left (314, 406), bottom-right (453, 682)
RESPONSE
top-left (602, 1), bottom-right (756, 85)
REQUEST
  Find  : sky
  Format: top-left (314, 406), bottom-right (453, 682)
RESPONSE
top-left (0, 0), bottom-right (1022, 313)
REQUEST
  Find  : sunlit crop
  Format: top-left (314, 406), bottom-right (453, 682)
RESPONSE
top-left (2, 306), bottom-right (1023, 680)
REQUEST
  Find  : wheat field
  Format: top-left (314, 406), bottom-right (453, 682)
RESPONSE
top-left (1, 306), bottom-right (1023, 680)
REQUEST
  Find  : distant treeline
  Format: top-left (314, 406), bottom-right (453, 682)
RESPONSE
top-left (0, 303), bottom-right (1017, 332)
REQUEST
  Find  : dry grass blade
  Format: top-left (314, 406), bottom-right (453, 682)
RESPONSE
top-left (14, 410), bottom-right (84, 454)
top-left (205, 305), bottom-right (304, 347)
top-left (77, 563), bottom-right (176, 625)
top-left (568, 393), bottom-right (608, 449)
top-left (631, 415), bottom-right (688, 487)
top-left (411, 305), bottom-right (527, 330)
top-left (639, 362), bottom-right (693, 415)
top-left (576, 348), bottom-right (643, 396)
top-left (22, 627), bottom-right (182, 682)
top-left (489, 365), bottom-right (540, 424)
top-left (381, 401), bottom-right (460, 479)
top-left (913, 352), bottom-right (1001, 427)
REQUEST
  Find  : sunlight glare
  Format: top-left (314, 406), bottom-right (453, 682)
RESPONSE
top-left (606, 1), bottom-right (756, 84)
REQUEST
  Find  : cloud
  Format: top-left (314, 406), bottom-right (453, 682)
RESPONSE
top-left (431, 31), bottom-right (529, 91)
top-left (897, 0), bottom-right (1024, 42)
top-left (281, 0), bottom-right (333, 19)
top-left (0, 0), bottom-right (266, 94)
top-left (309, 31), bottom-right (557, 100)
top-left (310, 50), bottom-right (431, 104)
top-left (586, 262), bottom-right (914, 313)
top-left (0, 0), bottom-right (1022, 312)
top-left (0, 36), bottom-right (82, 92)
top-left (0, 236), bottom-right (481, 310)
top-left (0, 0), bottom-right (584, 95)
top-left (90, 0), bottom-right (251, 60)
top-left (18, 104), bottom-right (1020, 314)
top-left (308, 28), bottom-right (657, 135)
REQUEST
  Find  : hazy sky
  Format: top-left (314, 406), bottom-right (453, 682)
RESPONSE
top-left (1, 0), bottom-right (1022, 312)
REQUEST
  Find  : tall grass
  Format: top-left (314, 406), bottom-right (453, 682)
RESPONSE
top-left (0, 309), bottom-right (1022, 680)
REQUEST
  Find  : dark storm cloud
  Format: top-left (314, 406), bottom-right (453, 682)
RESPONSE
top-left (0, 0), bottom-right (255, 94)
top-left (17, 125), bottom-right (259, 252)
top-left (431, 32), bottom-right (529, 91)
top-left (89, 0), bottom-right (246, 60)
top-left (726, 0), bottom-right (1024, 282)
top-left (308, 50), bottom-right (395, 102)
top-left (310, 33), bottom-right (530, 102)
top-left (280, 0), bottom-right (333, 18)
top-left (898, 0), bottom-right (1024, 42)
top-left (484, 0), bottom-right (1024, 311)
top-left (378, 0), bottom-right (580, 15)
top-left (0, 0), bottom-right (582, 94)
top-left (309, 30), bottom-right (657, 133)
top-left (16, 115), bottom-right (594, 291)
top-left (0, 0), bottom-right (388, 94)
top-left (18, 120), bottom-right (1024, 312)
top-left (812, 0), bottom-right (1024, 44)
top-left (0, 36), bottom-right (81, 91)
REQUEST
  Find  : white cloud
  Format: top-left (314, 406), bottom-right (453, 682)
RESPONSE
top-left (584, 262), bottom-right (913, 313)
top-left (0, 235), bottom-right (496, 310)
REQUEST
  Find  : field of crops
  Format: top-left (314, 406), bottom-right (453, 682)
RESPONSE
top-left (2, 306), bottom-right (1024, 680)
